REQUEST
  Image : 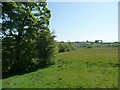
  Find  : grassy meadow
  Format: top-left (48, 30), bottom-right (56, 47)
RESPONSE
top-left (2, 48), bottom-right (118, 88)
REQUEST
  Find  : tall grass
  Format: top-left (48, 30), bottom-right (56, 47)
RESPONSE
top-left (2, 48), bottom-right (118, 88)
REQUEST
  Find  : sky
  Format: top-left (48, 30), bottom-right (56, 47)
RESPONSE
top-left (47, 2), bottom-right (118, 42)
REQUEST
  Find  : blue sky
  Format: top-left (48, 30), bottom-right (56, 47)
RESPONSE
top-left (47, 2), bottom-right (118, 42)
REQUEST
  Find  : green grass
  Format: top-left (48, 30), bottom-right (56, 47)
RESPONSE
top-left (2, 48), bottom-right (118, 88)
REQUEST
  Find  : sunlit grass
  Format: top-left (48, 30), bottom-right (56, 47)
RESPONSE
top-left (2, 48), bottom-right (118, 88)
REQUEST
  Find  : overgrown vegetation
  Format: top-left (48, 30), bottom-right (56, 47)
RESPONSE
top-left (58, 41), bottom-right (78, 53)
top-left (2, 2), bottom-right (57, 78)
top-left (2, 2), bottom-right (78, 79)
top-left (2, 48), bottom-right (118, 88)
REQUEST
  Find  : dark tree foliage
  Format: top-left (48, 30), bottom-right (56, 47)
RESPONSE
top-left (2, 1), bottom-right (57, 78)
top-left (2, 2), bottom-right (37, 75)
top-left (36, 30), bottom-right (57, 67)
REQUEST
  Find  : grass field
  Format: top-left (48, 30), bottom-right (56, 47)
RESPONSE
top-left (2, 48), bottom-right (118, 88)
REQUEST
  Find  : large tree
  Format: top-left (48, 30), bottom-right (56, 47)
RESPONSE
top-left (2, 2), bottom-right (38, 75)
top-left (2, 1), bottom-right (57, 77)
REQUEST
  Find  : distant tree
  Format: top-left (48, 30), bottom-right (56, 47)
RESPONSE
top-left (58, 41), bottom-right (78, 53)
top-left (95, 40), bottom-right (99, 43)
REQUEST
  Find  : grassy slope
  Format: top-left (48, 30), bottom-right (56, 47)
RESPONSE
top-left (2, 48), bottom-right (118, 88)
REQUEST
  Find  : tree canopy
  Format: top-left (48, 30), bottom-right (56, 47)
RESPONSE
top-left (2, 2), bottom-right (57, 78)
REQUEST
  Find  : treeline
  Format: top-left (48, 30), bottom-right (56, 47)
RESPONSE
top-left (73, 41), bottom-right (120, 48)
top-left (2, 2), bottom-right (57, 78)
top-left (2, 2), bottom-right (78, 78)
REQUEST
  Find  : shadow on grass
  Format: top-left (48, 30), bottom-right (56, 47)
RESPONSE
top-left (2, 63), bottom-right (55, 79)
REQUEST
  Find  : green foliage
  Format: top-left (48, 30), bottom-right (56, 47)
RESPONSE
top-left (36, 30), bottom-right (58, 67)
top-left (2, 2), bottom-right (57, 78)
top-left (2, 37), bottom-right (16, 75)
top-left (2, 2), bottom-right (38, 75)
top-left (58, 41), bottom-right (77, 53)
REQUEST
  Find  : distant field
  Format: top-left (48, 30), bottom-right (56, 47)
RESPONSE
top-left (2, 48), bottom-right (118, 88)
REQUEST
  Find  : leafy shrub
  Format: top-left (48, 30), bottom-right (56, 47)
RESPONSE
top-left (36, 30), bottom-right (58, 67)
top-left (58, 41), bottom-right (78, 53)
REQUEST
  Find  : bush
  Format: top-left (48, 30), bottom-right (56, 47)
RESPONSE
top-left (58, 41), bottom-right (78, 53)
top-left (36, 30), bottom-right (58, 67)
